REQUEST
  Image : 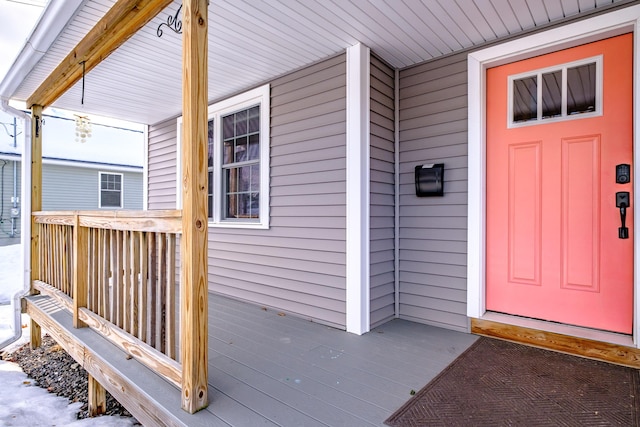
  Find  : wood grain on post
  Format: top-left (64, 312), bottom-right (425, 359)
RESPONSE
top-left (180, 0), bottom-right (209, 413)
top-left (30, 104), bottom-right (43, 349)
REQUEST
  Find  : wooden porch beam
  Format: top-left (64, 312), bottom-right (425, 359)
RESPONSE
top-left (30, 104), bottom-right (43, 349)
top-left (180, 0), bottom-right (209, 414)
top-left (26, 0), bottom-right (173, 109)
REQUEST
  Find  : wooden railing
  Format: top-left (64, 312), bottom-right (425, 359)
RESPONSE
top-left (38, 221), bottom-right (74, 298)
top-left (33, 210), bottom-right (182, 386)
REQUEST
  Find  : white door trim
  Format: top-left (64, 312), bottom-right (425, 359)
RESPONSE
top-left (467, 5), bottom-right (640, 345)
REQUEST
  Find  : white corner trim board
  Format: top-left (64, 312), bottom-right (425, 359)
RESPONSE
top-left (466, 4), bottom-right (640, 345)
top-left (346, 43), bottom-right (371, 335)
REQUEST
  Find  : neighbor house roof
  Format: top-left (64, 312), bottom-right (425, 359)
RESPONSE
top-left (0, 109), bottom-right (143, 170)
top-left (0, 0), bottom-right (633, 126)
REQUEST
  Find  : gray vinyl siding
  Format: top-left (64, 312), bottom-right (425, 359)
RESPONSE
top-left (42, 164), bottom-right (143, 211)
top-left (209, 54), bottom-right (348, 328)
top-left (397, 52), bottom-right (469, 332)
top-left (147, 118), bottom-right (178, 210)
top-left (0, 159), bottom-right (21, 246)
top-left (123, 170), bottom-right (143, 208)
top-left (369, 56), bottom-right (396, 328)
top-left (147, 117), bottom-right (181, 286)
top-left (0, 160), bottom-right (142, 246)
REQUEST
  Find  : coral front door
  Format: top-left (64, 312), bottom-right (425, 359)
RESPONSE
top-left (486, 34), bottom-right (633, 334)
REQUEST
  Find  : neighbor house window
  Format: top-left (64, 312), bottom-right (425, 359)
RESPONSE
top-left (99, 172), bottom-right (123, 208)
top-left (508, 56), bottom-right (602, 127)
top-left (177, 84), bottom-right (270, 229)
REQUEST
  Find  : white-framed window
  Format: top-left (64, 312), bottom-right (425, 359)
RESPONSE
top-left (508, 56), bottom-right (603, 128)
top-left (177, 84), bottom-right (270, 229)
top-left (99, 172), bottom-right (123, 208)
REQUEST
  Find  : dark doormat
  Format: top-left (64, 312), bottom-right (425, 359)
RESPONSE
top-left (385, 337), bottom-right (640, 426)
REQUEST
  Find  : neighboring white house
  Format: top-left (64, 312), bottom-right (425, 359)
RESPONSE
top-left (0, 109), bottom-right (144, 246)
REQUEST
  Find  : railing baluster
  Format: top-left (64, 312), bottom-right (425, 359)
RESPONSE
top-left (59, 225), bottom-right (63, 291)
top-left (65, 226), bottom-right (69, 296)
top-left (50, 224), bottom-right (56, 289)
top-left (73, 215), bottom-right (88, 328)
top-left (123, 230), bottom-right (131, 334)
top-left (46, 224), bottom-right (50, 286)
top-left (87, 228), bottom-right (92, 311)
top-left (90, 228), bottom-right (98, 312)
top-left (57, 225), bottom-right (63, 292)
top-left (103, 229), bottom-right (111, 321)
top-left (157, 233), bottom-right (166, 354)
top-left (109, 229), bottom-right (116, 323)
top-left (118, 230), bottom-right (125, 329)
top-left (96, 229), bottom-right (101, 312)
top-left (69, 226), bottom-right (74, 298)
top-left (139, 231), bottom-right (148, 343)
top-left (112, 230), bottom-right (118, 328)
top-left (51, 227), bottom-right (62, 289)
top-left (40, 224), bottom-right (45, 285)
top-left (51, 224), bottom-right (55, 287)
top-left (66, 225), bottom-right (72, 297)
top-left (166, 233), bottom-right (176, 360)
top-left (148, 232), bottom-right (157, 349)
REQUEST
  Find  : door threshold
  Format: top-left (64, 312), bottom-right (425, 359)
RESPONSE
top-left (479, 312), bottom-right (633, 346)
top-left (472, 313), bottom-right (640, 368)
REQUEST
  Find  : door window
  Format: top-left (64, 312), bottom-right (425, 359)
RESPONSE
top-left (509, 56), bottom-right (601, 127)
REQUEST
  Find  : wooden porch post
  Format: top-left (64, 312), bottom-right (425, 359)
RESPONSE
top-left (180, 0), bottom-right (209, 413)
top-left (88, 374), bottom-right (106, 416)
top-left (30, 104), bottom-right (43, 349)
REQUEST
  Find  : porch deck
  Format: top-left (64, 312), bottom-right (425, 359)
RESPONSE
top-left (26, 292), bottom-right (477, 426)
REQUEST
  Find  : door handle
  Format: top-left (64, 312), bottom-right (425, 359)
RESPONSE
top-left (616, 192), bottom-right (630, 239)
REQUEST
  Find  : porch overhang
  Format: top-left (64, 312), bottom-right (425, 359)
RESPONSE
top-left (2, 0), bottom-right (634, 126)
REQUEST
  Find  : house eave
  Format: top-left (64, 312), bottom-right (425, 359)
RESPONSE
top-left (0, 1), bottom-right (83, 100)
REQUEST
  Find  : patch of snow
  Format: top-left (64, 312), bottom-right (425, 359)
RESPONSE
top-left (0, 360), bottom-right (135, 426)
top-left (0, 243), bottom-right (24, 346)
top-left (0, 243), bottom-right (136, 426)
top-left (0, 244), bottom-right (23, 303)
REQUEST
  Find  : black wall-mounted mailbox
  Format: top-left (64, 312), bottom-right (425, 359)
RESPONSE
top-left (415, 163), bottom-right (444, 197)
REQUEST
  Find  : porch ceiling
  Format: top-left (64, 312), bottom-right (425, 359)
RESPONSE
top-left (6, 0), bottom-right (632, 125)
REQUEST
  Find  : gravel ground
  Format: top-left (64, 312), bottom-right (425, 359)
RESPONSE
top-left (1, 334), bottom-right (139, 423)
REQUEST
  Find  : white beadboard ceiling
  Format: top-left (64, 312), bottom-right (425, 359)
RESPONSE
top-left (8, 0), bottom-right (632, 125)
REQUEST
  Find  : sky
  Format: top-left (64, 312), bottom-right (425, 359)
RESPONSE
top-left (0, 109), bottom-right (145, 166)
top-left (0, 244), bottom-right (137, 426)
top-left (0, 0), bottom-right (46, 82)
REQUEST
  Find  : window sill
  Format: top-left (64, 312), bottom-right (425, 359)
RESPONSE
top-left (208, 220), bottom-right (269, 230)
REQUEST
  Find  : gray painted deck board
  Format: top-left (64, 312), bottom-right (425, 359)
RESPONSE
top-left (28, 293), bottom-right (477, 426)
top-left (209, 329), bottom-right (395, 421)
top-left (214, 295), bottom-right (468, 370)
top-left (207, 294), bottom-right (477, 425)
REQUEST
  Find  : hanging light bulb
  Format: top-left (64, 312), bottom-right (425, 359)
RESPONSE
top-left (74, 114), bottom-right (92, 143)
